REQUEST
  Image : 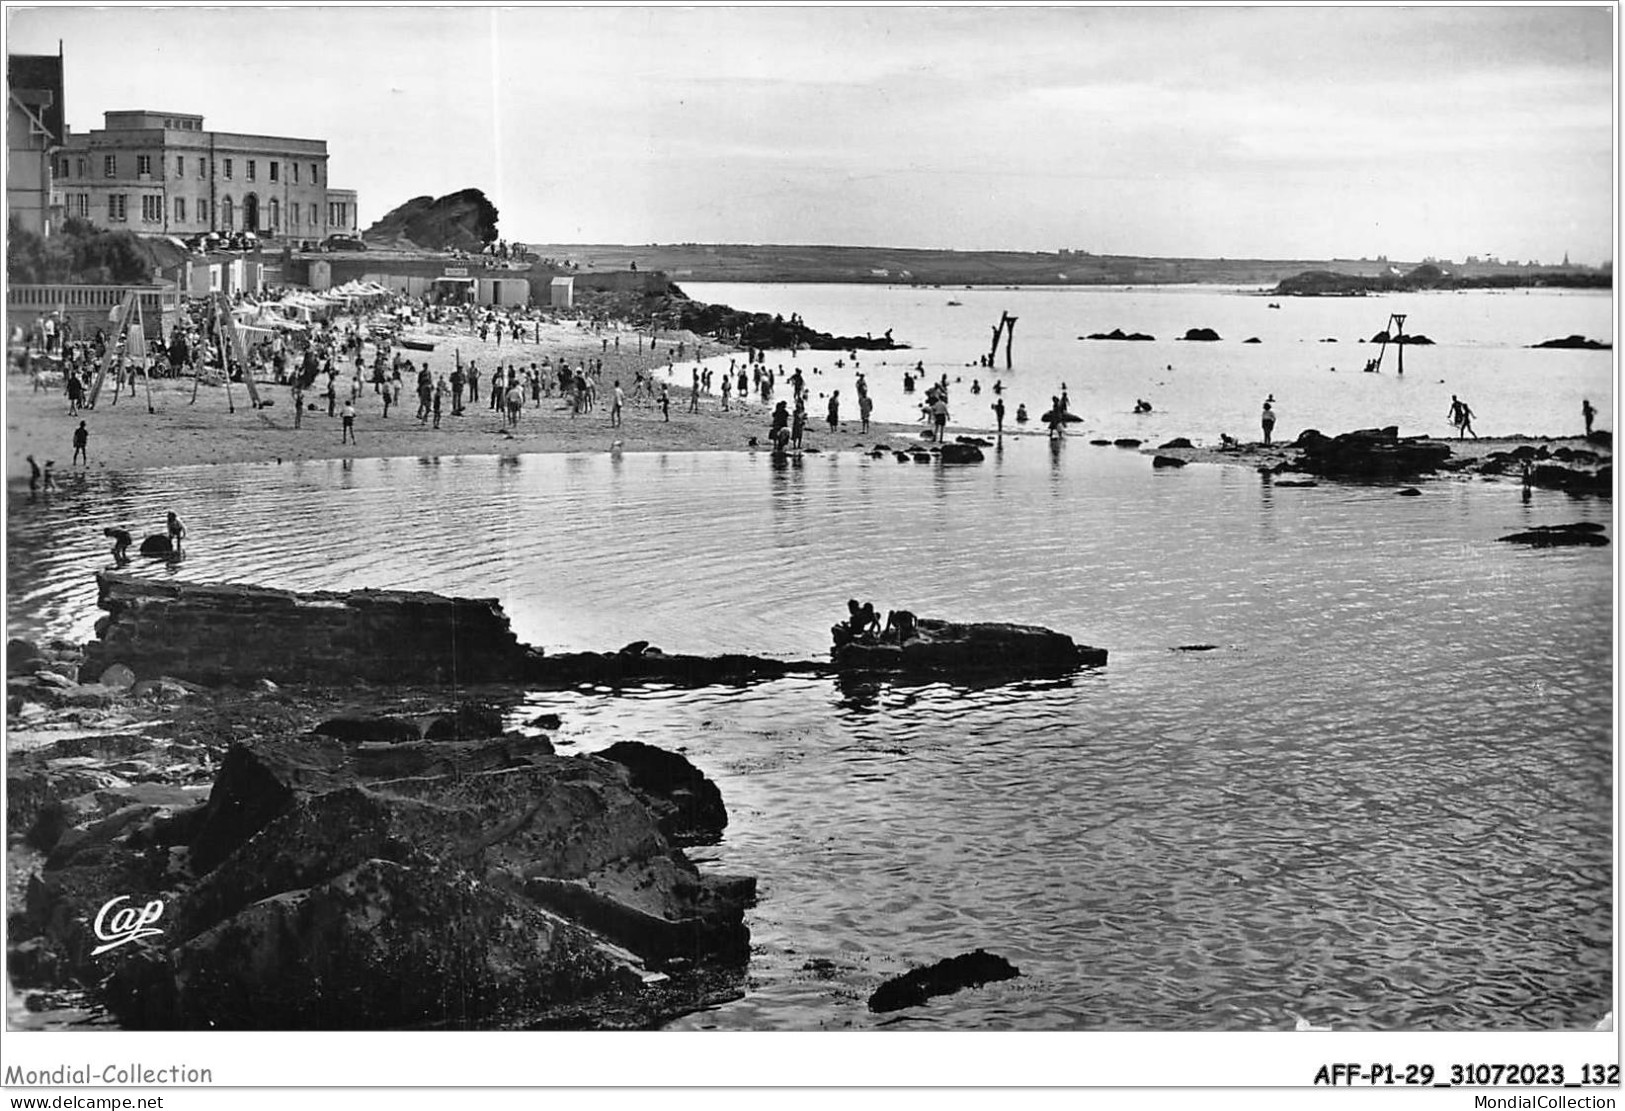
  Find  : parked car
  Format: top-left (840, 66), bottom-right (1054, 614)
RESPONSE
top-left (322, 235), bottom-right (367, 252)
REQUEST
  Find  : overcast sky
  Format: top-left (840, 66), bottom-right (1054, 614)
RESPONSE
top-left (6, 4), bottom-right (1615, 263)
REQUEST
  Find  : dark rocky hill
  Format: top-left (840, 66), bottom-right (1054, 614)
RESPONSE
top-left (363, 189), bottom-right (499, 251)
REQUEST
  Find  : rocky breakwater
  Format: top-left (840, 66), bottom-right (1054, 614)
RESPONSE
top-left (81, 573), bottom-right (536, 687)
top-left (13, 687), bottom-right (756, 1030)
top-left (1290, 427), bottom-right (1453, 480)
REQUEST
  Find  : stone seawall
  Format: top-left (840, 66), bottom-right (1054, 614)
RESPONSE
top-left (81, 573), bottom-right (534, 686)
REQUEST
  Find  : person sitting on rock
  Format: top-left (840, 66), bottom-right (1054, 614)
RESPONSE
top-left (846, 599), bottom-right (880, 642)
top-left (882, 609), bottom-right (917, 644)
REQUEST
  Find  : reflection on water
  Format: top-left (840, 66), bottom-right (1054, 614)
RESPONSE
top-left (5, 440), bottom-right (1612, 1030)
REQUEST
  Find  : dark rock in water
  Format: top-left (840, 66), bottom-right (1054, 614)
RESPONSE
top-left (1084, 328), bottom-right (1155, 342)
top-left (8, 638), bottom-right (41, 670)
top-left (1321, 337), bottom-right (1338, 343)
top-left (1293, 427), bottom-right (1452, 479)
top-left (1174, 644), bottom-right (1219, 652)
top-left (1113, 438), bottom-right (1142, 448)
top-left (833, 618), bottom-right (1105, 678)
top-left (81, 573), bottom-right (534, 686)
top-left (1527, 463), bottom-right (1611, 494)
top-left (596, 740), bottom-right (727, 847)
top-left (893, 451), bottom-right (910, 463)
top-left (1531, 335), bottom-right (1612, 350)
top-left (1089, 439), bottom-right (1112, 446)
top-left (938, 442), bottom-right (984, 464)
top-left (1180, 327), bottom-right (1221, 342)
top-left (911, 452), bottom-right (933, 463)
top-left (868, 949), bottom-right (1020, 1013)
top-left (1152, 455), bottom-right (1187, 468)
top-left (618, 640), bottom-right (651, 657)
top-left (1243, 337), bottom-right (1262, 344)
top-left (954, 435), bottom-right (993, 448)
top-left (138, 535), bottom-right (174, 557)
top-left (1272, 479), bottom-right (1319, 488)
top-left (1158, 437), bottom-right (1193, 450)
top-left (1498, 523), bottom-right (1609, 547)
top-left (1397, 488), bottom-right (1422, 496)
top-left (1368, 331), bottom-right (1433, 345)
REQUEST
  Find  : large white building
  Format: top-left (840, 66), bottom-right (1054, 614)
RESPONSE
top-left (55, 109), bottom-right (358, 241)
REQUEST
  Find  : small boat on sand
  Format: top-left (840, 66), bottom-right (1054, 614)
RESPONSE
top-left (399, 338), bottom-right (436, 352)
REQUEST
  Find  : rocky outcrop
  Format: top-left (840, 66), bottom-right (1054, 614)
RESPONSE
top-left (81, 574), bottom-right (534, 687)
top-left (361, 188), bottom-right (498, 252)
top-left (868, 949), bottom-right (1020, 1013)
top-left (1292, 427), bottom-right (1453, 479)
top-left (1367, 331), bottom-right (1434, 345)
top-left (937, 442), bottom-right (985, 464)
top-left (1180, 327), bottom-right (1221, 341)
top-left (1530, 335), bottom-right (1612, 350)
top-left (833, 618), bottom-right (1106, 677)
top-left (27, 724), bottom-right (753, 1030)
top-left (1082, 328), bottom-right (1155, 341)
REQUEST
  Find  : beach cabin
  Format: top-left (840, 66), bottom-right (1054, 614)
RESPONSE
top-left (550, 276), bottom-right (574, 309)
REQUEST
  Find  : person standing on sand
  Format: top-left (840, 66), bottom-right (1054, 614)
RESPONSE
top-left (1448, 395), bottom-right (1477, 440)
top-left (859, 392), bottom-right (873, 433)
top-left (827, 390), bottom-right (840, 432)
top-left (792, 402), bottom-right (807, 450)
top-left (26, 455), bottom-right (40, 495)
top-left (1261, 401), bottom-right (1276, 446)
top-left (467, 362), bottom-right (479, 404)
top-left (432, 379), bottom-right (444, 429)
top-left (610, 381), bottom-right (625, 428)
top-left (72, 421), bottom-right (89, 466)
top-left (341, 399), bottom-right (357, 443)
top-left (293, 379), bottom-right (306, 427)
top-left (1583, 398), bottom-right (1597, 436)
top-left (992, 396), bottom-right (1006, 435)
top-left (506, 381), bottom-right (524, 428)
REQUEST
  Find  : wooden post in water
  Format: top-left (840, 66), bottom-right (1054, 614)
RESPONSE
top-left (988, 317), bottom-right (1005, 366)
top-left (1003, 312), bottom-right (1018, 369)
top-left (1390, 313), bottom-right (1407, 376)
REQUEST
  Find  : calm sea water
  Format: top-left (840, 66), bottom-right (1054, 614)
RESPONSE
top-left (667, 283), bottom-right (1614, 447)
top-left (5, 432), bottom-right (1611, 1030)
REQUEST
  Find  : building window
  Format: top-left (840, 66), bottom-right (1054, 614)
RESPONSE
top-left (288, 203), bottom-right (298, 228)
top-left (142, 195), bottom-right (163, 223)
top-left (176, 156), bottom-right (185, 177)
top-left (310, 162), bottom-right (319, 184)
top-left (221, 196), bottom-right (234, 230)
top-left (103, 154), bottom-right (117, 178)
top-left (199, 198), bottom-right (208, 225)
top-left (108, 194), bottom-right (127, 221)
top-left (76, 158), bottom-right (85, 177)
top-left (310, 203), bottom-right (318, 226)
top-left (175, 197), bottom-right (186, 223)
top-left (198, 157), bottom-right (206, 178)
top-left (223, 158), bottom-right (233, 179)
top-left (292, 162), bottom-right (300, 184)
top-left (247, 159), bottom-right (256, 181)
top-left (74, 194), bottom-right (89, 218)
top-left (137, 154), bottom-right (152, 176)
top-left (269, 161), bottom-right (278, 182)
top-left (269, 197), bottom-right (279, 230)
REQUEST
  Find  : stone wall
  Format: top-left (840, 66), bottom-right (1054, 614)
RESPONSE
top-left (80, 573), bottom-right (534, 686)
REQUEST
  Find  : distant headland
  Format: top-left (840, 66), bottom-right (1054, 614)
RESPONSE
top-left (511, 242), bottom-right (1611, 289)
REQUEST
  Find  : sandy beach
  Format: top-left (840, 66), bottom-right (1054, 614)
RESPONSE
top-left (6, 320), bottom-right (952, 477)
